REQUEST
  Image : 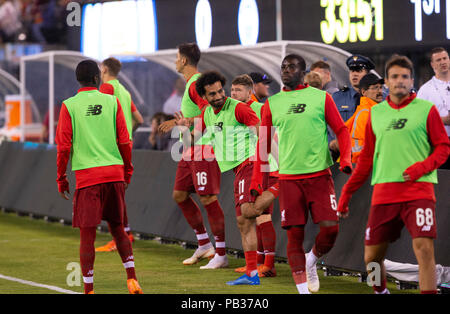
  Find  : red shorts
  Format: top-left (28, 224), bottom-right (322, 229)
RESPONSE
top-left (365, 199), bottom-right (436, 246)
top-left (234, 161), bottom-right (255, 217)
top-left (279, 174), bottom-right (338, 229)
top-left (72, 182), bottom-right (125, 228)
top-left (174, 159), bottom-right (221, 195)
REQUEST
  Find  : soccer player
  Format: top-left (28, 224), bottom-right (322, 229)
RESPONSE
top-left (230, 74), bottom-right (278, 277)
top-left (175, 71), bottom-right (277, 285)
top-left (337, 55), bottom-right (450, 294)
top-left (250, 54), bottom-right (352, 294)
top-left (55, 60), bottom-right (142, 294)
top-left (95, 57), bottom-right (144, 252)
top-left (159, 43), bottom-right (227, 269)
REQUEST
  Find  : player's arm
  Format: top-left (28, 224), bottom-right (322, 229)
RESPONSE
top-left (250, 101), bottom-right (273, 197)
top-left (116, 99), bottom-right (133, 188)
top-left (234, 102), bottom-right (261, 136)
top-left (131, 100), bottom-right (144, 132)
top-left (403, 106), bottom-right (450, 181)
top-left (337, 113), bottom-right (376, 218)
top-left (55, 103), bottom-right (72, 200)
top-left (325, 93), bottom-right (352, 174)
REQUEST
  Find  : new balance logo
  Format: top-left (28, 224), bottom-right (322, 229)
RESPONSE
top-left (86, 104), bottom-right (102, 116)
top-left (214, 122), bottom-right (223, 132)
top-left (287, 104), bottom-right (307, 114)
top-left (386, 118), bottom-right (408, 131)
top-left (421, 225), bottom-right (431, 232)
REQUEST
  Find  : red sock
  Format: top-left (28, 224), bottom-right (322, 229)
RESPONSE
top-left (178, 197), bottom-right (210, 246)
top-left (79, 227), bottom-right (97, 294)
top-left (256, 225), bottom-right (265, 264)
top-left (109, 223), bottom-right (136, 280)
top-left (204, 200), bottom-right (226, 256)
top-left (312, 225), bottom-right (339, 257)
top-left (287, 226), bottom-right (306, 282)
top-left (259, 221), bottom-right (276, 268)
top-left (373, 278), bottom-right (387, 294)
top-left (421, 290), bottom-right (438, 294)
top-left (245, 251), bottom-right (258, 277)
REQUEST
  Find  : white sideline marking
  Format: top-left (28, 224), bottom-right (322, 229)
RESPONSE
top-left (0, 273), bottom-right (81, 294)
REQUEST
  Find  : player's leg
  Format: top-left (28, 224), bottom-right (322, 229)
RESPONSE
top-left (73, 185), bottom-right (103, 294)
top-left (412, 237), bottom-right (437, 293)
top-left (95, 203), bottom-right (132, 253)
top-left (305, 175), bottom-right (339, 292)
top-left (79, 226), bottom-right (97, 294)
top-left (226, 213), bottom-right (260, 285)
top-left (403, 199), bottom-right (438, 293)
top-left (103, 182), bottom-right (142, 294)
top-left (173, 160), bottom-right (213, 264)
top-left (194, 159), bottom-right (227, 269)
top-left (286, 225), bottom-right (309, 294)
top-left (198, 194), bottom-right (228, 269)
top-left (256, 214), bottom-right (277, 277)
top-left (364, 242), bottom-right (389, 294)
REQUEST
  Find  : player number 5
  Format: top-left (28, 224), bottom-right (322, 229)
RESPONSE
top-left (330, 194), bottom-right (337, 211)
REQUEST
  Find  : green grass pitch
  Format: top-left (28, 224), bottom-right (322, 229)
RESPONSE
top-left (0, 211), bottom-right (418, 294)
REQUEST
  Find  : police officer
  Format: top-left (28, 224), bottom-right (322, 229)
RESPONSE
top-left (332, 55), bottom-right (375, 122)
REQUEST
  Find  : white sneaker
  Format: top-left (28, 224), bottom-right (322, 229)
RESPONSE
top-left (199, 254), bottom-right (228, 269)
top-left (182, 244), bottom-right (215, 265)
top-left (305, 252), bottom-right (320, 292)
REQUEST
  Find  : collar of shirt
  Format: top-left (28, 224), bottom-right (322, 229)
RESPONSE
top-left (78, 87), bottom-right (98, 93)
top-left (432, 75), bottom-right (450, 86)
top-left (282, 84), bottom-right (308, 92)
top-left (213, 97), bottom-right (228, 114)
top-left (386, 93), bottom-right (416, 110)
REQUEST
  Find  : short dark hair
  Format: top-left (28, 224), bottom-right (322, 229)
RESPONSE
top-left (231, 74), bottom-right (253, 89)
top-left (177, 42), bottom-right (201, 66)
top-left (283, 54), bottom-right (306, 71)
top-left (76, 60), bottom-right (99, 85)
top-left (430, 47), bottom-right (448, 61)
top-left (310, 60), bottom-right (331, 72)
top-left (196, 71), bottom-right (226, 97)
top-left (385, 55), bottom-right (414, 78)
top-left (102, 57), bottom-right (122, 77)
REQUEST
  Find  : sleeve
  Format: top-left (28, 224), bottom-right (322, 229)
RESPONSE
top-left (55, 103), bottom-right (72, 192)
top-left (99, 83), bottom-right (115, 95)
top-left (115, 99), bottom-right (134, 183)
top-left (234, 102), bottom-right (260, 127)
top-left (341, 113), bottom-right (376, 196)
top-left (131, 99), bottom-right (137, 113)
top-left (325, 93), bottom-right (352, 173)
top-left (250, 101), bottom-right (273, 196)
top-left (189, 81), bottom-right (209, 111)
top-left (115, 99), bottom-right (130, 144)
top-left (403, 105), bottom-right (450, 180)
top-left (194, 108), bottom-right (207, 134)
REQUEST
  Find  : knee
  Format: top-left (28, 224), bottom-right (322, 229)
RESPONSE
top-left (199, 194), bottom-right (217, 206)
top-left (173, 190), bottom-right (188, 204)
top-left (413, 238), bottom-right (434, 258)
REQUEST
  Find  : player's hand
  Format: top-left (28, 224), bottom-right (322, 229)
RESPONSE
top-left (58, 179), bottom-right (70, 200)
top-left (336, 193), bottom-right (351, 219)
top-left (403, 162), bottom-right (424, 182)
top-left (329, 139), bottom-right (339, 152)
top-left (340, 161), bottom-right (353, 175)
top-left (249, 182), bottom-right (263, 203)
top-left (124, 182), bottom-right (129, 190)
top-left (174, 111), bottom-right (191, 127)
top-left (59, 190), bottom-right (70, 200)
top-left (158, 119), bottom-right (177, 133)
top-left (241, 204), bottom-right (262, 219)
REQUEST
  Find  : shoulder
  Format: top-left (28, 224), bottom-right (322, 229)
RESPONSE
top-left (99, 82), bottom-right (115, 95)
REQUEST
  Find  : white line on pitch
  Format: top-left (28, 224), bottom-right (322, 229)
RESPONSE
top-left (0, 273), bottom-right (81, 294)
